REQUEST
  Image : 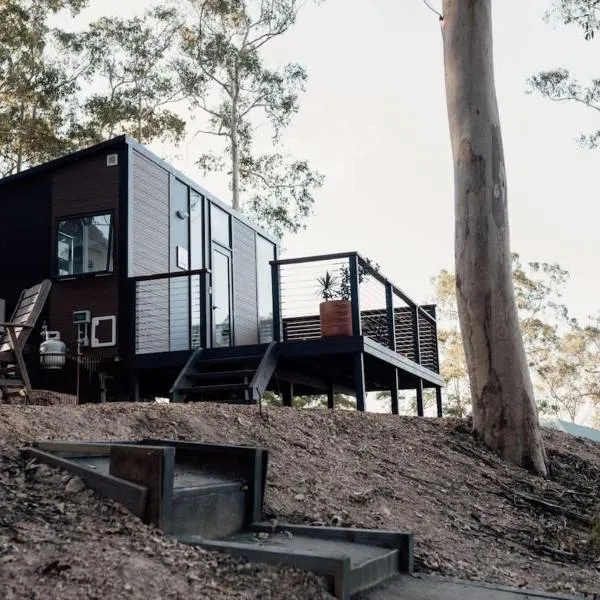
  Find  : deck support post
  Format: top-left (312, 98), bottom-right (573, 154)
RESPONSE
top-left (129, 371), bottom-right (140, 403)
top-left (390, 368), bottom-right (399, 415)
top-left (416, 379), bottom-right (424, 417)
top-left (327, 382), bottom-right (335, 410)
top-left (282, 381), bottom-right (293, 407)
top-left (435, 386), bottom-right (443, 418)
top-left (353, 353), bottom-right (366, 412)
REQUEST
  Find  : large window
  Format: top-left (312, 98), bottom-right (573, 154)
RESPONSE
top-left (211, 203), bottom-right (231, 248)
top-left (56, 213), bottom-right (113, 276)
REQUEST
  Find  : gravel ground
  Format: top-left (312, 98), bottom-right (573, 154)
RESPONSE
top-left (0, 403), bottom-right (599, 598)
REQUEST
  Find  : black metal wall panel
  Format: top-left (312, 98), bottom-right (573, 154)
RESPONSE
top-left (131, 151), bottom-right (169, 276)
top-left (232, 219), bottom-right (258, 345)
top-left (0, 175), bottom-right (52, 315)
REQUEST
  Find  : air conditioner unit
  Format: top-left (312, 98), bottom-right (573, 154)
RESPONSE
top-left (106, 154), bottom-right (119, 167)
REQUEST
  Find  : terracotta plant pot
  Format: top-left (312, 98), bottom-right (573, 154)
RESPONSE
top-left (319, 300), bottom-right (353, 337)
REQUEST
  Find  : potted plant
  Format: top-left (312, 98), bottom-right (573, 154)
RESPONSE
top-left (315, 259), bottom-right (382, 338)
top-left (315, 270), bottom-right (353, 337)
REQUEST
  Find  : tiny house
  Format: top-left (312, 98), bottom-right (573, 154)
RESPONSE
top-left (0, 136), bottom-right (444, 413)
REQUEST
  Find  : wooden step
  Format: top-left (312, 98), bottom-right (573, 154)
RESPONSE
top-left (194, 355), bottom-right (263, 369)
top-left (180, 383), bottom-right (252, 394)
top-left (187, 370), bottom-right (255, 381)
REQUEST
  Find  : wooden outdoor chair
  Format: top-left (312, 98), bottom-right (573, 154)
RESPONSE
top-left (0, 279), bottom-right (52, 401)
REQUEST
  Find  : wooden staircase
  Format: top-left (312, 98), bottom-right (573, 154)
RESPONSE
top-left (170, 342), bottom-right (278, 404)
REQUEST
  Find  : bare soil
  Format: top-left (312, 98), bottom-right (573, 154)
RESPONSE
top-left (0, 403), bottom-right (599, 599)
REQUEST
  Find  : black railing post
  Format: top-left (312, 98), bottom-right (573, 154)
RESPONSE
top-left (349, 254), bottom-right (362, 336)
top-left (385, 282), bottom-right (396, 351)
top-left (271, 261), bottom-right (282, 342)
top-left (412, 305), bottom-right (421, 365)
top-left (200, 272), bottom-right (209, 348)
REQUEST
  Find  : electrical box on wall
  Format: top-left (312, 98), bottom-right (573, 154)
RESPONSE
top-left (91, 315), bottom-right (116, 348)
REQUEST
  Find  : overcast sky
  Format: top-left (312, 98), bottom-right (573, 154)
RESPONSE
top-left (59, 0), bottom-right (600, 322)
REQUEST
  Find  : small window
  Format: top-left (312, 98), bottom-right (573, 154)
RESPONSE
top-left (56, 213), bottom-right (114, 276)
top-left (211, 203), bottom-right (231, 247)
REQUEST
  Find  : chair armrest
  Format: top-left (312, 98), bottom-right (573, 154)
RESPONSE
top-left (0, 322), bottom-right (34, 329)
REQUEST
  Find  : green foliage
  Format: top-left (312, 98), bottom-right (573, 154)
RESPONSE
top-left (545, 0), bottom-right (600, 39)
top-left (528, 0), bottom-right (600, 147)
top-left (433, 254), bottom-right (600, 423)
top-left (315, 259), bottom-right (381, 302)
top-left (263, 391), bottom-right (356, 409)
top-left (75, 6), bottom-right (187, 145)
top-left (0, 0), bottom-right (88, 175)
top-left (177, 0), bottom-right (324, 236)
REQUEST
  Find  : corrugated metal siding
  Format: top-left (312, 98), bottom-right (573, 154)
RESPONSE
top-left (232, 219), bottom-right (258, 345)
top-left (131, 151), bottom-right (170, 352)
top-left (131, 151), bottom-right (169, 276)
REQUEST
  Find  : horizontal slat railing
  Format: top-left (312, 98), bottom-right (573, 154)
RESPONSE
top-left (131, 269), bottom-right (210, 355)
top-left (270, 253), bottom-right (440, 374)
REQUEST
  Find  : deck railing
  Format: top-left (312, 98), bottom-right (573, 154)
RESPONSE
top-left (271, 252), bottom-right (439, 373)
top-left (131, 269), bottom-right (210, 355)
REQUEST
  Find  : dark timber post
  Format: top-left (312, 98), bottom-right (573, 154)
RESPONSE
top-left (412, 305), bottom-right (424, 416)
top-left (416, 381), bottom-right (424, 417)
top-left (327, 382), bottom-right (335, 410)
top-left (354, 354), bottom-right (366, 412)
top-left (271, 261), bottom-right (282, 342)
top-left (390, 369), bottom-right (399, 415)
top-left (349, 254), bottom-right (362, 336)
top-left (436, 386), bottom-right (443, 417)
top-left (282, 381), bottom-right (293, 407)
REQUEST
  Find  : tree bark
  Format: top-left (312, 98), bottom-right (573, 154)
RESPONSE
top-left (441, 0), bottom-right (547, 476)
top-left (230, 75), bottom-right (241, 211)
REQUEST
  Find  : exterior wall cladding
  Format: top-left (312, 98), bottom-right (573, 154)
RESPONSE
top-left (49, 152), bottom-right (122, 355)
top-left (129, 147), bottom-right (272, 350)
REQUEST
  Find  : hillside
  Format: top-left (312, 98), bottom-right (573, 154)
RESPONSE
top-left (0, 403), bottom-right (599, 598)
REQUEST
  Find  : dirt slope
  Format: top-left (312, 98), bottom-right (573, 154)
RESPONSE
top-left (0, 403), bottom-right (599, 598)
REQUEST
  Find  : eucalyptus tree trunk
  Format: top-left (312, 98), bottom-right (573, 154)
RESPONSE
top-left (441, 0), bottom-right (547, 476)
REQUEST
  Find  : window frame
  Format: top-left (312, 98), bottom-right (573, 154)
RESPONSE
top-left (54, 210), bottom-right (115, 280)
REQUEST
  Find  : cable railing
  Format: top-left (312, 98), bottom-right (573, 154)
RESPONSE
top-left (271, 252), bottom-right (440, 373)
top-left (131, 269), bottom-right (210, 355)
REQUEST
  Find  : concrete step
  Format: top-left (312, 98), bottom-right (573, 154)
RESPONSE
top-left (358, 574), bottom-right (588, 600)
top-left (178, 523), bottom-right (413, 600)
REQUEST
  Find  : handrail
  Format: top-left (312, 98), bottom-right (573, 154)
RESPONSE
top-left (356, 256), bottom-right (436, 325)
top-left (130, 268), bottom-right (211, 283)
top-left (271, 252), bottom-right (436, 325)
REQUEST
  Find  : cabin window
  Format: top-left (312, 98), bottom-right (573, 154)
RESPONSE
top-left (210, 203), bottom-right (231, 248)
top-left (56, 213), bottom-right (113, 277)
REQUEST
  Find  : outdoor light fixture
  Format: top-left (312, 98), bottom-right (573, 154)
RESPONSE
top-left (176, 210), bottom-right (189, 220)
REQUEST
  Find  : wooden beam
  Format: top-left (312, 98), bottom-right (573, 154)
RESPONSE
top-left (109, 444), bottom-right (175, 528)
top-left (22, 447), bottom-right (147, 518)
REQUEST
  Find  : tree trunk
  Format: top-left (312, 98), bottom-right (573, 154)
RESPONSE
top-left (441, 0), bottom-right (547, 476)
top-left (231, 108), bottom-right (240, 211)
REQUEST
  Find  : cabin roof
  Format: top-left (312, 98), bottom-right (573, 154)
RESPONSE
top-left (0, 135), bottom-right (279, 245)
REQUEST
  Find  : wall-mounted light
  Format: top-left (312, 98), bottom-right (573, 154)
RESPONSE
top-left (176, 210), bottom-right (189, 220)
